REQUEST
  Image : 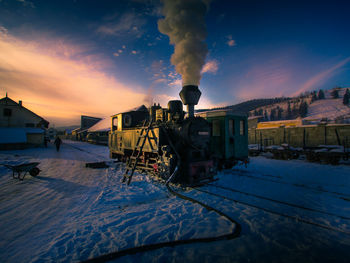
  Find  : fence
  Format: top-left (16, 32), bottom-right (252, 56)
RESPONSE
top-left (248, 124), bottom-right (350, 148)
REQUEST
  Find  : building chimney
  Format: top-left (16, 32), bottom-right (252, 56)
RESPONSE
top-left (179, 85), bottom-right (201, 118)
top-left (19, 100), bottom-right (22, 106)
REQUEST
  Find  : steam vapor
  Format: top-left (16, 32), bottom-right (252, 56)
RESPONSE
top-left (158, 0), bottom-right (209, 86)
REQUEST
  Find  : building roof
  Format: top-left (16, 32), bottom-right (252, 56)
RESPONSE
top-left (197, 109), bottom-right (247, 118)
top-left (81, 115), bottom-right (102, 120)
top-left (257, 119), bottom-right (303, 129)
top-left (248, 115), bottom-right (263, 120)
top-left (111, 104), bottom-right (148, 117)
top-left (72, 128), bottom-right (81, 133)
top-left (88, 117), bottom-right (110, 132)
top-left (0, 96), bottom-right (49, 128)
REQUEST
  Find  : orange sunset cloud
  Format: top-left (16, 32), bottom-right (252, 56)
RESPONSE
top-left (0, 33), bottom-right (147, 126)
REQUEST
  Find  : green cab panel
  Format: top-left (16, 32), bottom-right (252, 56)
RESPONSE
top-left (198, 111), bottom-right (248, 161)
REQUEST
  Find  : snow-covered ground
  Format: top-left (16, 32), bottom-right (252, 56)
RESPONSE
top-left (304, 98), bottom-right (350, 121)
top-left (0, 141), bottom-right (350, 263)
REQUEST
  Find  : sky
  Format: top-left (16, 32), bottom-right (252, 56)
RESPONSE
top-left (0, 0), bottom-right (350, 126)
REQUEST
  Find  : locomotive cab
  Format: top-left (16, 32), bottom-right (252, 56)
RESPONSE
top-left (109, 105), bottom-right (152, 159)
top-left (198, 110), bottom-right (249, 168)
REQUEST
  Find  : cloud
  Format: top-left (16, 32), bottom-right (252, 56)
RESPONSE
top-left (148, 60), bottom-right (167, 82)
top-left (153, 78), bottom-right (167, 84)
top-left (168, 78), bottom-right (182, 88)
top-left (0, 33), bottom-right (147, 126)
top-left (293, 57), bottom-right (350, 96)
top-left (154, 94), bottom-right (178, 107)
top-left (196, 96), bottom-right (223, 109)
top-left (227, 40), bottom-right (236, 46)
top-left (226, 35), bottom-right (236, 47)
top-left (97, 13), bottom-right (145, 37)
top-left (16, 0), bottom-right (35, 8)
top-left (113, 53), bottom-right (119, 57)
top-left (234, 61), bottom-right (292, 100)
top-left (201, 59), bottom-right (219, 74)
top-left (0, 26), bottom-right (8, 37)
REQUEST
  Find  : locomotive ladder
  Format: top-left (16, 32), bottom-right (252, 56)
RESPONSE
top-left (122, 120), bottom-right (157, 185)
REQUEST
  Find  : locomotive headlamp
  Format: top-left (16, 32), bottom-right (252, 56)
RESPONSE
top-left (179, 85), bottom-right (201, 118)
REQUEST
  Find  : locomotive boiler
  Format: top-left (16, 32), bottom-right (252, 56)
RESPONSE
top-left (109, 85), bottom-right (215, 185)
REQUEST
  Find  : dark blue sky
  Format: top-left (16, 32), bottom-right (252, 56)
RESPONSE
top-left (0, 0), bottom-right (349, 125)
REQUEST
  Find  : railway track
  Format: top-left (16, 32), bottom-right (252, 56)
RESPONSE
top-left (228, 169), bottom-right (350, 200)
top-left (207, 183), bottom-right (350, 220)
top-left (64, 143), bottom-right (108, 160)
top-left (191, 185), bottom-right (350, 235)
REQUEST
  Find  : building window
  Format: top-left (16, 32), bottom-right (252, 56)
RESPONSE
top-left (123, 114), bottom-right (132, 127)
top-left (240, 120), bottom-right (245, 135)
top-left (112, 117), bottom-right (118, 130)
top-left (212, 120), bottom-right (221, 136)
top-left (3, 108), bottom-right (12, 117)
top-left (229, 119), bottom-right (235, 135)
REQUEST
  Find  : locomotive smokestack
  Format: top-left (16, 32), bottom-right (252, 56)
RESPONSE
top-left (179, 85), bottom-right (201, 118)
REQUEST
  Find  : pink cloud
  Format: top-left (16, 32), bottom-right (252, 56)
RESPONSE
top-left (201, 59), bottom-right (219, 74)
top-left (0, 33), bottom-right (147, 126)
top-left (226, 35), bottom-right (236, 47)
top-left (234, 63), bottom-right (292, 100)
top-left (168, 78), bottom-right (182, 88)
top-left (293, 57), bottom-right (350, 96)
top-left (227, 40), bottom-right (236, 46)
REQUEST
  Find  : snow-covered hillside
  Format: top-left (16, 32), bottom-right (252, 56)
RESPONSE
top-left (249, 87), bottom-right (350, 122)
top-left (0, 141), bottom-right (350, 262)
top-left (304, 98), bottom-right (350, 121)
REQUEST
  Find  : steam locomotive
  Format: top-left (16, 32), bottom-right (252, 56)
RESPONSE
top-left (109, 85), bottom-right (248, 185)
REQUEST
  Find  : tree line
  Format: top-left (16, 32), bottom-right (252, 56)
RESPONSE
top-left (251, 87), bottom-right (350, 121)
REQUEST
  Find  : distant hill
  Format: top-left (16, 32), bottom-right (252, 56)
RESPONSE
top-left (55, 125), bottom-right (80, 132)
top-left (197, 87), bottom-right (350, 123)
top-left (248, 87), bottom-right (350, 122)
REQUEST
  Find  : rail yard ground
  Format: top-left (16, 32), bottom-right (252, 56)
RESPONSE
top-left (0, 141), bottom-right (349, 263)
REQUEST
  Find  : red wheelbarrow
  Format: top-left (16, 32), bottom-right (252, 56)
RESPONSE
top-left (3, 162), bottom-right (41, 180)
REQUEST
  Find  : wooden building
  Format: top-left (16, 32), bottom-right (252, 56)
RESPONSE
top-left (0, 94), bottom-right (49, 149)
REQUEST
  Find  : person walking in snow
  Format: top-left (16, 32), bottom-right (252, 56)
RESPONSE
top-left (44, 136), bottom-right (49, 148)
top-left (54, 136), bottom-right (62, 152)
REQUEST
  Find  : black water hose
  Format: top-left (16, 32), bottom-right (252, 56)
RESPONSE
top-left (82, 182), bottom-right (241, 263)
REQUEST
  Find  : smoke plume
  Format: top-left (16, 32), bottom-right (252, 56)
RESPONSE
top-left (158, 0), bottom-right (209, 86)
